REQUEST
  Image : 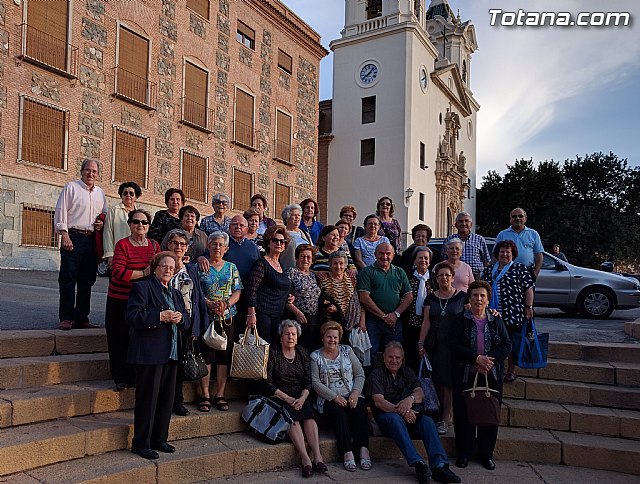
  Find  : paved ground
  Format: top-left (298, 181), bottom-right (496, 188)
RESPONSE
top-left (1, 269), bottom-right (638, 344)
top-left (206, 459), bottom-right (640, 483)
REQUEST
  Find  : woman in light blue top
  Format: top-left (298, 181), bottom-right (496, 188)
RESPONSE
top-left (354, 214), bottom-right (390, 269)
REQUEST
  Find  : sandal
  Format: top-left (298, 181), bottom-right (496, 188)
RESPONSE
top-left (312, 461), bottom-right (328, 473)
top-left (343, 459), bottom-right (357, 472)
top-left (504, 372), bottom-right (517, 382)
top-left (198, 398), bottom-right (211, 412)
top-left (360, 459), bottom-right (372, 471)
top-left (213, 396), bottom-right (229, 411)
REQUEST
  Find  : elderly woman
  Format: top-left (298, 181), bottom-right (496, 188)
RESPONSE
top-left (178, 205), bottom-right (208, 261)
top-left (340, 205), bottom-right (364, 248)
top-left (418, 262), bottom-right (467, 435)
top-left (106, 209), bottom-right (160, 391)
top-left (481, 239), bottom-right (534, 382)
top-left (354, 215), bottom-right (390, 269)
top-left (281, 203), bottom-right (313, 270)
top-left (451, 280), bottom-right (512, 470)
top-left (198, 231), bottom-right (242, 412)
top-left (199, 193), bottom-right (231, 235)
top-left (243, 208), bottom-right (265, 255)
top-left (376, 197), bottom-right (402, 252)
top-left (245, 225), bottom-right (291, 344)
top-left (299, 198), bottom-right (324, 244)
top-left (318, 251), bottom-right (363, 339)
top-left (161, 229), bottom-right (208, 416)
top-left (312, 225), bottom-right (356, 272)
top-left (444, 238), bottom-right (474, 292)
top-left (265, 320), bottom-right (326, 478)
top-left (149, 188), bottom-right (184, 243)
top-left (126, 251), bottom-right (190, 460)
top-left (250, 193), bottom-right (276, 235)
top-left (402, 246), bottom-right (435, 372)
top-left (286, 244), bottom-right (322, 351)
top-left (335, 219), bottom-right (353, 256)
top-left (367, 342), bottom-right (460, 484)
top-left (103, 181), bottom-right (142, 263)
top-left (311, 322), bottom-right (370, 472)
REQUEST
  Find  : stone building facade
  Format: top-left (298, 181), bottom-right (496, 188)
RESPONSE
top-left (0, 0), bottom-right (327, 270)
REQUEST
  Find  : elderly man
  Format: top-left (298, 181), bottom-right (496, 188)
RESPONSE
top-left (54, 158), bottom-right (107, 330)
top-left (495, 207), bottom-right (543, 279)
top-left (398, 224), bottom-right (440, 277)
top-left (199, 193), bottom-right (231, 235)
top-left (442, 212), bottom-right (491, 279)
top-left (358, 243), bottom-right (413, 363)
top-left (368, 342), bottom-right (461, 484)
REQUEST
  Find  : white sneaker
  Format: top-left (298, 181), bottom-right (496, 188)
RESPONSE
top-left (436, 421), bottom-right (448, 435)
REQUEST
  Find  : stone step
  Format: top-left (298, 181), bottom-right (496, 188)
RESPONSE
top-left (0, 329), bottom-right (107, 358)
top-left (0, 379), bottom-right (249, 429)
top-left (503, 377), bottom-right (640, 410)
top-left (502, 399), bottom-right (640, 439)
top-left (0, 353), bottom-right (110, 390)
top-left (549, 341), bottom-right (640, 363)
top-left (516, 359), bottom-right (640, 387)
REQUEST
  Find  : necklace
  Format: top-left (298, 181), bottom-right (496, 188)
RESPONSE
top-left (438, 288), bottom-right (455, 316)
top-left (283, 351), bottom-right (296, 363)
top-left (129, 236), bottom-right (146, 247)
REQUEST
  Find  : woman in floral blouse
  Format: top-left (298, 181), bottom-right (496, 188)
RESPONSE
top-left (286, 244), bottom-right (321, 351)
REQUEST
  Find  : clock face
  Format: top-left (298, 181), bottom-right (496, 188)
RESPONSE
top-left (359, 63), bottom-right (379, 85)
top-left (419, 66), bottom-right (428, 91)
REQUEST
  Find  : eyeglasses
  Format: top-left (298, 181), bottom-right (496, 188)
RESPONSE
top-left (214, 200), bottom-right (229, 205)
top-left (130, 219), bottom-right (149, 225)
top-left (157, 264), bottom-right (175, 272)
top-left (209, 242), bottom-right (226, 248)
top-left (379, 202), bottom-right (392, 207)
top-left (436, 273), bottom-right (453, 278)
top-left (341, 214), bottom-right (354, 219)
top-left (511, 214), bottom-right (525, 218)
top-left (169, 241), bottom-right (187, 247)
top-left (122, 191), bottom-right (136, 197)
top-left (271, 238), bottom-right (287, 245)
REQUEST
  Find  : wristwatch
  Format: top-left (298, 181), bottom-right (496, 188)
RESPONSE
top-left (394, 311), bottom-right (401, 318)
top-left (525, 305), bottom-right (534, 309)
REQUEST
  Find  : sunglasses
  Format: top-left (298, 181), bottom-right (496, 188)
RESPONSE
top-left (271, 238), bottom-right (287, 245)
top-left (214, 200), bottom-right (229, 205)
top-left (379, 202), bottom-right (392, 206)
top-left (130, 219), bottom-right (149, 225)
top-left (122, 191), bottom-right (136, 196)
top-left (511, 214), bottom-right (524, 219)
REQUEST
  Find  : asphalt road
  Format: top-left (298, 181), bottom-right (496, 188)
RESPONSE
top-left (0, 269), bottom-right (638, 344)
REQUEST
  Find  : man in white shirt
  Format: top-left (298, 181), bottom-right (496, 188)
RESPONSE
top-left (54, 159), bottom-right (107, 330)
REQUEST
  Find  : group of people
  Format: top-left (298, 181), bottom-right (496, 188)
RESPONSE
top-left (53, 159), bottom-right (546, 481)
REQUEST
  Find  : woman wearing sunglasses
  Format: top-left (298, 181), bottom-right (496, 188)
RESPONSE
top-left (106, 209), bottom-right (160, 391)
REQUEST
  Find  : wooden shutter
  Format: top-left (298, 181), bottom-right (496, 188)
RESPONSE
top-left (278, 49), bottom-right (292, 74)
top-left (274, 183), bottom-right (291, 220)
top-left (275, 110), bottom-right (292, 162)
top-left (26, 0), bottom-right (69, 70)
top-left (114, 128), bottom-right (146, 187)
top-left (21, 98), bottom-right (66, 169)
top-left (187, 0), bottom-right (209, 20)
top-left (233, 170), bottom-right (252, 210)
top-left (118, 27), bottom-right (149, 104)
top-left (235, 89), bottom-right (254, 147)
top-left (237, 21), bottom-right (255, 49)
top-left (184, 62), bottom-right (208, 128)
top-left (182, 151), bottom-right (207, 202)
top-left (21, 205), bottom-right (57, 247)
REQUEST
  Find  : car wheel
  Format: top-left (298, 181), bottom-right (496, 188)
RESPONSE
top-left (578, 288), bottom-right (615, 319)
top-left (97, 260), bottom-right (110, 277)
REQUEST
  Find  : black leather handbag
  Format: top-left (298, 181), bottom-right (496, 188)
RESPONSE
top-left (180, 339), bottom-right (208, 381)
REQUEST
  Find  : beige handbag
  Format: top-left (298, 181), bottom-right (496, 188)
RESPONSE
top-left (202, 316), bottom-right (228, 351)
top-left (230, 326), bottom-right (270, 380)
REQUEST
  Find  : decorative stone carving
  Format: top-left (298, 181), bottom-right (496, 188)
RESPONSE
top-left (121, 106), bottom-right (142, 130)
top-left (214, 142), bottom-right (225, 158)
top-left (278, 72), bottom-right (290, 90)
top-left (259, 158), bottom-right (269, 174)
top-left (213, 158), bottom-right (226, 176)
top-left (160, 39), bottom-right (174, 60)
top-left (154, 178), bottom-right (172, 195)
top-left (31, 73), bottom-right (60, 102)
top-left (80, 136), bottom-right (100, 158)
top-left (239, 46), bottom-right (253, 67)
top-left (83, 46), bottom-right (103, 69)
top-left (162, 0), bottom-right (175, 20)
top-left (215, 86), bottom-right (229, 106)
top-left (86, 0), bottom-right (105, 21)
top-left (259, 108), bottom-right (270, 126)
top-left (260, 77), bottom-right (271, 95)
top-left (186, 131), bottom-right (203, 151)
top-left (81, 18), bottom-right (107, 47)
top-left (155, 139), bottom-right (174, 158)
top-left (237, 153), bottom-right (249, 167)
top-left (219, 0), bottom-right (229, 17)
top-left (158, 120), bottom-right (172, 140)
top-left (159, 79), bottom-right (173, 99)
top-left (156, 99), bottom-right (175, 120)
top-left (216, 51), bottom-right (230, 71)
top-left (78, 114), bottom-right (104, 138)
top-left (217, 14), bottom-right (230, 35)
top-left (157, 159), bottom-right (171, 177)
top-left (82, 91), bottom-right (101, 115)
top-left (218, 34), bottom-right (229, 53)
top-left (79, 65), bottom-right (106, 92)
top-left (159, 17), bottom-right (177, 41)
top-left (189, 13), bottom-right (206, 38)
top-left (217, 70), bottom-right (227, 88)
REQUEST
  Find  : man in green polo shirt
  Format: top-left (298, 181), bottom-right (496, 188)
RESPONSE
top-left (358, 243), bottom-right (413, 368)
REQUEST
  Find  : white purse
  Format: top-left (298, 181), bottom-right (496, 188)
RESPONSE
top-left (203, 316), bottom-right (228, 351)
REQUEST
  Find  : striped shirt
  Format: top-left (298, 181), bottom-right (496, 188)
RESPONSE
top-left (108, 237), bottom-right (160, 299)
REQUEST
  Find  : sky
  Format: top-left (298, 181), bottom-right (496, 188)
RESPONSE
top-left (281, 0), bottom-right (640, 178)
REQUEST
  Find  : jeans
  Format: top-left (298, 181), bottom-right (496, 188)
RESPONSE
top-left (375, 411), bottom-right (448, 468)
top-left (58, 233), bottom-right (97, 323)
top-left (366, 316), bottom-right (403, 359)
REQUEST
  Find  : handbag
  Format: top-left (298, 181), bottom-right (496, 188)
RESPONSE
top-left (417, 354), bottom-right (440, 415)
top-left (241, 395), bottom-right (293, 444)
top-left (463, 372), bottom-right (501, 426)
top-left (512, 318), bottom-right (549, 369)
top-left (180, 338), bottom-right (208, 381)
top-left (230, 326), bottom-right (270, 380)
top-left (202, 315), bottom-right (229, 351)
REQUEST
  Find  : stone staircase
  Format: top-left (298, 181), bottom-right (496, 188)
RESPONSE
top-left (0, 330), bottom-right (639, 481)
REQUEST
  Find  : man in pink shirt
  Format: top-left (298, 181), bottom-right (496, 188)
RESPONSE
top-left (54, 159), bottom-right (108, 330)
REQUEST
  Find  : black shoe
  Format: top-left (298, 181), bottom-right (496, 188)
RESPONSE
top-left (152, 442), bottom-right (176, 453)
top-left (173, 404), bottom-right (190, 416)
top-left (132, 447), bottom-right (159, 460)
top-left (414, 461), bottom-right (432, 483)
top-left (432, 464), bottom-right (461, 484)
top-left (455, 456), bottom-right (469, 468)
top-left (481, 458), bottom-right (496, 470)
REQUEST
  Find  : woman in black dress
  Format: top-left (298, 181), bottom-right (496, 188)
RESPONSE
top-left (418, 261), bottom-right (467, 436)
top-left (265, 320), bottom-right (326, 479)
top-left (245, 225), bottom-right (291, 344)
